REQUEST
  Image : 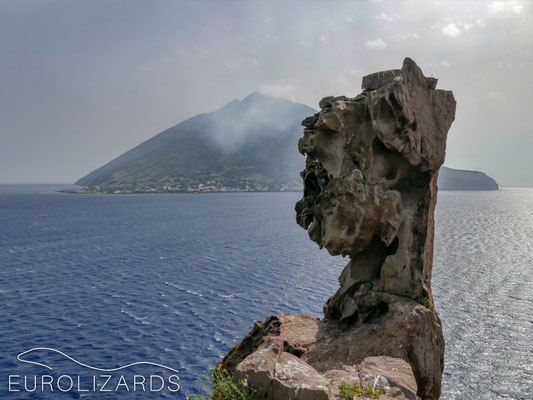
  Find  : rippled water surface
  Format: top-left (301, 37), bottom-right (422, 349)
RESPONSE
top-left (0, 186), bottom-right (531, 399)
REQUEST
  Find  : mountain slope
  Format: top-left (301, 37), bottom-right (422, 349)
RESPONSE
top-left (76, 93), bottom-right (316, 192)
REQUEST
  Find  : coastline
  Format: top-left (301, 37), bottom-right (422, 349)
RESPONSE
top-left (58, 187), bottom-right (305, 195)
top-left (58, 186), bottom-right (507, 195)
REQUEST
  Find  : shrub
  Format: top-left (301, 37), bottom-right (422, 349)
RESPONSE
top-left (338, 380), bottom-right (384, 399)
top-left (188, 368), bottom-right (260, 400)
top-left (421, 296), bottom-right (433, 309)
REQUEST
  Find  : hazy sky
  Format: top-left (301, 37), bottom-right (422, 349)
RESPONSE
top-left (0, 0), bottom-right (531, 186)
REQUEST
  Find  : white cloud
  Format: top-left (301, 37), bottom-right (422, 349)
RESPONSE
top-left (484, 90), bottom-right (505, 104)
top-left (349, 69), bottom-right (365, 76)
top-left (195, 48), bottom-right (209, 60)
top-left (319, 34), bottom-right (328, 43)
top-left (224, 60), bottom-right (242, 71)
top-left (489, 1), bottom-right (506, 13)
top-left (441, 23), bottom-right (461, 38)
top-left (258, 82), bottom-right (296, 101)
top-left (365, 38), bottom-right (387, 50)
top-left (225, 58), bottom-right (259, 71)
top-left (248, 58), bottom-right (259, 69)
top-left (512, 4), bottom-right (523, 13)
top-left (488, 1), bottom-right (523, 14)
top-left (301, 40), bottom-right (313, 48)
top-left (334, 73), bottom-right (349, 86)
top-left (376, 12), bottom-right (400, 21)
top-left (440, 60), bottom-right (451, 68)
top-left (346, 16), bottom-right (353, 23)
top-left (393, 32), bottom-right (420, 41)
top-left (495, 61), bottom-right (513, 70)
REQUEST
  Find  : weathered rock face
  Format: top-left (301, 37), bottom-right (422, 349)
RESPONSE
top-left (218, 58), bottom-right (455, 400)
top-left (222, 314), bottom-right (418, 400)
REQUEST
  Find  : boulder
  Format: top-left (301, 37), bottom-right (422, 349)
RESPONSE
top-left (232, 330), bottom-right (417, 400)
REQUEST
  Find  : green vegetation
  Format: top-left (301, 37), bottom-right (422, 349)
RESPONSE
top-left (338, 380), bottom-right (384, 399)
top-left (420, 296), bottom-right (433, 309)
top-left (188, 368), bottom-right (260, 400)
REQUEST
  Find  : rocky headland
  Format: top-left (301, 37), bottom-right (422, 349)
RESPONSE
top-left (438, 166), bottom-right (498, 190)
top-left (217, 58), bottom-right (456, 399)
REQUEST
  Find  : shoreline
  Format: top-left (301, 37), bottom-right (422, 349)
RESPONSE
top-left (58, 187), bottom-right (503, 195)
top-left (58, 188), bottom-right (305, 195)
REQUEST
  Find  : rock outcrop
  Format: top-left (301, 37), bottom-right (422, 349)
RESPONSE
top-left (218, 58), bottom-right (456, 399)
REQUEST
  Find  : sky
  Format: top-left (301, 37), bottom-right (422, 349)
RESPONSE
top-left (0, 0), bottom-right (531, 186)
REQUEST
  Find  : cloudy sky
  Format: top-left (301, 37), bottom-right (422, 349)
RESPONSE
top-left (0, 0), bottom-right (531, 186)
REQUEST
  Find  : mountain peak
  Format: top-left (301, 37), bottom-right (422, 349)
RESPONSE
top-left (216, 92), bottom-right (283, 114)
top-left (216, 98), bottom-right (240, 112)
top-left (241, 91), bottom-right (274, 103)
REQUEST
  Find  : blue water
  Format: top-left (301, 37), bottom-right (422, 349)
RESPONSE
top-left (0, 186), bottom-right (531, 399)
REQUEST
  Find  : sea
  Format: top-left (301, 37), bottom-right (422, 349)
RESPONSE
top-left (0, 185), bottom-right (531, 399)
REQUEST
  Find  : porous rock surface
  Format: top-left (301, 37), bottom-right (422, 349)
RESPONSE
top-left (218, 58), bottom-right (456, 400)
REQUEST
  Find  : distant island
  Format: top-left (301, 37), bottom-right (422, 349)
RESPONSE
top-left (438, 166), bottom-right (498, 190)
top-left (73, 93), bottom-right (498, 193)
top-left (75, 92), bottom-right (313, 193)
